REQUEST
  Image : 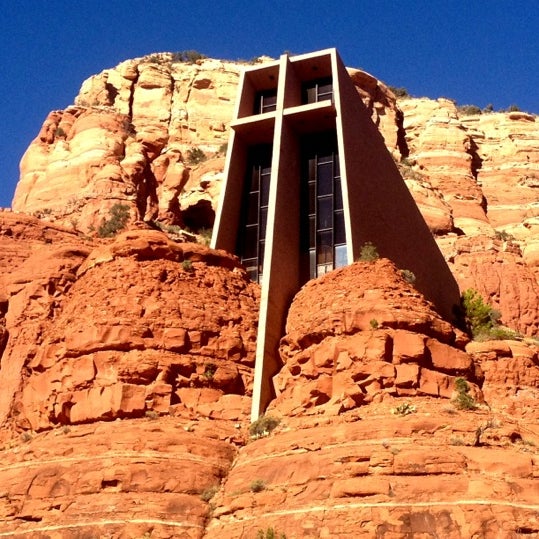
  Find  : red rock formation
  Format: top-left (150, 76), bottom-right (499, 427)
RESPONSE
top-left (270, 260), bottom-right (473, 417)
top-left (3, 53), bottom-right (539, 536)
top-left (1, 229), bottom-right (259, 439)
top-left (1, 225), bottom-right (539, 537)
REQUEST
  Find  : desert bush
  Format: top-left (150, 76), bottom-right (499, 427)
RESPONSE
top-left (457, 104), bottom-right (482, 116)
top-left (389, 86), bottom-right (409, 98)
top-left (171, 50), bottom-right (207, 64)
top-left (400, 269), bottom-right (416, 284)
top-left (197, 227), bottom-right (213, 246)
top-left (392, 402), bottom-right (417, 416)
top-left (182, 259), bottom-right (194, 272)
top-left (461, 289), bottom-right (522, 341)
top-left (460, 289), bottom-right (500, 338)
top-left (249, 415), bottom-right (280, 439)
top-left (494, 229), bottom-right (515, 242)
top-left (203, 362), bottom-right (217, 380)
top-left (250, 479), bottom-right (266, 493)
top-left (370, 319), bottom-right (379, 329)
top-left (200, 485), bottom-right (219, 502)
top-left (186, 147), bottom-right (207, 165)
top-left (97, 204), bottom-right (130, 238)
top-left (358, 242), bottom-right (379, 262)
top-left (453, 377), bottom-right (477, 411)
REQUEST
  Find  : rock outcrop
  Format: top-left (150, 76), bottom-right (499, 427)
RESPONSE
top-left (11, 54), bottom-right (539, 334)
top-left (0, 222), bottom-right (259, 440)
top-left (1, 231), bottom-right (539, 537)
top-left (270, 260), bottom-right (473, 417)
top-left (12, 55), bottom-right (400, 238)
top-left (2, 52), bottom-right (539, 537)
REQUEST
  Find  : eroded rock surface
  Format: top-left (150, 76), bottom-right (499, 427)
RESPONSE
top-left (1, 231), bottom-right (539, 537)
top-left (270, 260), bottom-right (473, 417)
top-left (0, 227), bottom-right (259, 440)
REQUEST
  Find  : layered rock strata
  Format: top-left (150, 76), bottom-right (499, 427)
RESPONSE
top-left (1, 232), bottom-right (539, 537)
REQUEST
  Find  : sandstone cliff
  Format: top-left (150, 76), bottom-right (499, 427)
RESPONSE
top-left (1, 222), bottom-right (538, 537)
top-left (2, 53), bottom-right (539, 537)
top-left (11, 53), bottom-right (539, 336)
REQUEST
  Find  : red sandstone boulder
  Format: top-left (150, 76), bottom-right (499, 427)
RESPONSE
top-left (0, 228), bottom-right (259, 438)
top-left (270, 260), bottom-right (476, 417)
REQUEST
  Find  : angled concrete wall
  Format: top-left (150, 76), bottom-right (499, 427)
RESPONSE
top-left (213, 49), bottom-right (461, 420)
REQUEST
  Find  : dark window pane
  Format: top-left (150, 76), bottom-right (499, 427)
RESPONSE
top-left (305, 86), bottom-right (317, 104)
top-left (317, 196), bottom-right (333, 230)
top-left (260, 173), bottom-right (270, 206)
top-left (318, 162), bottom-right (333, 195)
top-left (261, 94), bottom-right (277, 113)
top-left (246, 192), bottom-right (259, 224)
top-left (334, 179), bottom-right (343, 210)
top-left (318, 230), bottom-right (332, 249)
top-left (260, 207), bottom-right (268, 236)
top-left (308, 182), bottom-right (316, 212)
top-left (317, 82), bottom-right (333, 101)
top-left (250, 167), bottom-right (259, 191)
top-left (334, 211), bottom-right (345, 243)
top-left (254, 89), bottom-right (277, 114)
top-left (308, 158), bottom-right (316, 181)
top-left (309, 216), bottom-right (315, 247)
top-left (317, 241), bottom-right (333, 265)
top-left (242, 226), bottom-right (258, 259)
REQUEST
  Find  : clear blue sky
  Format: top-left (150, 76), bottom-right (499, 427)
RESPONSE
top-left (1, 0), bottom-right (538, 208)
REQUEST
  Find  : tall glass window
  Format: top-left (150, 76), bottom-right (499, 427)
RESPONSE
top-left (254, 89), bottom-right (277, 114)
top-left (237, 145), bottom-right (272, 282)
top-left (301, 131), bottom-right (346, 279)
top-left (302, 77), bottom-right (333, 104)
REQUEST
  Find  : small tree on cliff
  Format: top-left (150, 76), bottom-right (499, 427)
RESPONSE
top-left (460, 289), bottom-right (518, 341)
top-left (97, 203), bottom-right (130, 238)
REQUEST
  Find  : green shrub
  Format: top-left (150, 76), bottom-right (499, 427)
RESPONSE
top-left (460, 289), bottom-right (500, 338)
top-left (358, 242), bottom-right (379, 262)
top-left (494, 229), bottom-right (515, 242)
top-left (369, 319), bottom-right (379, 330)
top-left (186, 147), bottom-right (207, 165)
top-left (197, 227), bottom-right (213, 246)
top-left (171, 50), bottom-right (207, 64)
top-left (457, 104), bottom-right (482, 116)
top-left (203, 362), bottom-right (216, 380)
top-left (392, 402), bottom-right (417, 416)
top-left (200, 485), bottom-right (219, 502)
top-left (182, 259), bottom-right (194, 272)
top-left (249, 415), bottom-right (280, 439)
top-left (400, 269), bottom-right (416, 284)
top-left (453, 377), bottom-right (477, 411)
top-left (97, 203), bottom-right (130, 238)
top-left (460, 288), bottom-right (522, 341)
top-left (389, 86), bottom-right (409, 98)
top-left (250, 479), bottom-right (266, 493)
